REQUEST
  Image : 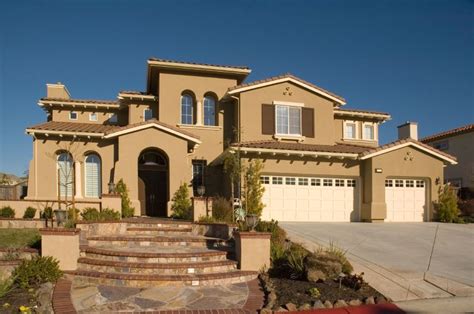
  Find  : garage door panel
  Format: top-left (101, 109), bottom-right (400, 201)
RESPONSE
top-left (385, 179), bottom-right (426, 222)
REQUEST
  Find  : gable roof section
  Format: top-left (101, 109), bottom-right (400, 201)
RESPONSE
top-left (420, 124), bottom-right (474, 143)
top-left (227, 74), bottom-right (346, 105)
top-left (103, 119), bottom-right (201, 143)
top-left (360, 138), bottom-right (457, 164)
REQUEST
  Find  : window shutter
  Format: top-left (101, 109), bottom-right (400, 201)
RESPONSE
top-left (261, 104), bottom-right (275, 135)
top-left (302, 107), bottom-right (315, 138)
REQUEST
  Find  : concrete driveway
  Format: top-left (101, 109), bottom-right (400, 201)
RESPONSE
top-left (281, 222), bottom-right (474, 300)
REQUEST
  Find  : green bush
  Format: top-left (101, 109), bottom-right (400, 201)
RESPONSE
top-left (0, 206), bottom-right (15, 218)
top-left (171, 183), bottom-right (192, 220)
top-left (41, 207), bottom-right (53, 219)
top-left (116, 179), bottom-right (135, 218)
top-left (80, 207), bottom-right (100, 221)
top-left (99, 208), bottom-right (121, 221)
top-left (198, 215), bottom-right (216, 223)
top-left (0, 276), bottom-right (12, 298)
top-left (12, 256), bottom-right (62, 289)
top-left (287, 243), bottom-right (309, 279)
top-left (320, 241), bottom-right (353, 275)
top-left (435, 185), bottom-right (461, 223)
top-left (212, 197), bottom-right (233, 222)
top-left (23, 207), bottom-right (37, 219)
top-left (256, 220), bottom-right (287, 245)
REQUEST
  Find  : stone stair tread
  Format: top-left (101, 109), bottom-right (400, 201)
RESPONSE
top-left (69, 269), bottom-right (257, 281)
top-left (77, 257), bottom-right (237, 268)
top-left (81, 245), bottom-right (229, 257)
top-left (123, 217), bottom-right (193, 225)
top-left (127, 227), bottom-right (192, 231)
top-left (87, 234), bottom-right (222, 242)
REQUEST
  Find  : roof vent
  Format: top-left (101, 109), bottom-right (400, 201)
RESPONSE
top-left (397, 121), bottom-right (418, 140)
top-left (46, 82), bottom-right (71, 99)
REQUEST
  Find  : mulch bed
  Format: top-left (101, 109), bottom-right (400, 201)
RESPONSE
top-left (271, 277), bottom-right (384, 306)
top-left (0, 286), bottom-right (38, 313)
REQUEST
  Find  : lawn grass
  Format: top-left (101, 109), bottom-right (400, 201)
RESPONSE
top-left (0, 229), bottom-right (40, 249)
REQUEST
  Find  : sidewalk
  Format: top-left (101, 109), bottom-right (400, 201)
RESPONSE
top-left (395, 296), bottom-right (474, 313)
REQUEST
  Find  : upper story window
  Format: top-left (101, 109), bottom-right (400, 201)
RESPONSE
top-left (143, 108), bottom-right (153, 121)
top-left (89, 113), bottom-right (98, 121)
top-left (181, 94), bottom-right (194, 125)
top-left (344, 121), bottom-right (357, 139)
top-left (276, 105), bottom-right (301, 135)
top-left (203, 96), bottom-right (216, 126)
top-left (69, 111), bottom-right (78, 120)
top-left (108, 113), bottom-right (118, 123)
top-left (433, 140), bottom-right (449, 151)
top-left (363, 123), bottom-right (376, 140)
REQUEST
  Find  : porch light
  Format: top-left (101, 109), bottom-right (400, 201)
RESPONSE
top-left (245, 214), bottom-right (258, 232)
top-left (108, 181), bottom-right (116, 194)
top-left (197, 185), bottom-right (205, 197)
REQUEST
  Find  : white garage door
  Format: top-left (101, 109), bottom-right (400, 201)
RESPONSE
top-left (260, 176), bottom-right (359, 222)
top-left (385, 179), bottom-right (426, 222)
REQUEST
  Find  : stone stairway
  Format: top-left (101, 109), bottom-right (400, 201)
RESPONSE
top-left (70, 219), bottom-right (257, 287)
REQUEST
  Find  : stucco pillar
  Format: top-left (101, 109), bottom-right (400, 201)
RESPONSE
top-left (75, 161), bottom-right (82, 198)
top-left (196, 101), bottom-right (202, 125)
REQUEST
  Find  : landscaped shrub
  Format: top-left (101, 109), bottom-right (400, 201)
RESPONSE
top-left (116, 179), bottom-right (135, 218)
top-left (435, 184), bottom-right (460, 223)
top-left (171, 183), bottom-right (192, 220)
top-left (81, 207), bottom-right (100, 221)
top-left (198, 215), bottom-right (216, 223)
top-left (80, 207), bottom-right (120, 221)
top-left (99, 208), bottom-right (121, 221)
top-left (12, 256), bottom-right (62, 289)
top-left (0, 206), bottom-right (15, 218)
top-left (341, 272), bottom-right (365, 291)
top-left (287, 243), bottom-right (309, 279)
top-left (23, 207), bottom-right (36, 219)
top-left (212, 197), bottom-right (233, 222)
top-left (41, 207), bottom-right (53, 220)
top-left (242, 160), bottom-right (265, 217)
top-left (0, 276), bottom-right (12, 298)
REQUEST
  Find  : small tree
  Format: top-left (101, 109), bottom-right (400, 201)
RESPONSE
top-left (171, 183), bottom-right (192, 220)
top-left (242, 159), bottom-right (265, 217)
top-left (116, 179), bottom-right (135, 218)
top-left (435, 184), bottom-right (460, 222)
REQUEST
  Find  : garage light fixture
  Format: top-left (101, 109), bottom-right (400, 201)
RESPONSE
top-left (375, 168), bottom-right (383, 173)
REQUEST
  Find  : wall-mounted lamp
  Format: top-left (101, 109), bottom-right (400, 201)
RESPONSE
top-left (435, 177), bottom-right (441, 185)
top-left (108, 181), bottom-right (116, 194)
top-left (375, 168), bottom-right (383, 173)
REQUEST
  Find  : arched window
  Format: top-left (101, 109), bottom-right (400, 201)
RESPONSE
top-left (181, 94), bottom-right (193, 125)
top-left (203, 95), bottom-right (216, 126)
top-left (85, 154), bottom-right (101, 198)
top-left (57, 153), bottom-right (74, 198)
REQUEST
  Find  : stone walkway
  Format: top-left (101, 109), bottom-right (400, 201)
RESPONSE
top-left (71, 279), bottom-right (250, 313)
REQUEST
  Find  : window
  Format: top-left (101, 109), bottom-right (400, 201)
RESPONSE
top-left (69, 112), bottom-right (77, 120)
top-left (203, 96), bottom-right (216, 126)
top-left (347, 179), bottom-right (356, 187)
top-left (385, 180), bottom-right (393, 187)
top-left (406, 180), bottom-right (414, 188)
top-left (416, 180), bottom-right (425, 188)
top-left (395, 179), bottom-right (404, 187)
top-left (363, 123), bottom-right (375, 140)
top-left (272, 177), bottom-right (283, 185)
top-left (192, 160), bottom-right (206, 193)
top-left (323, 179), bottom-right (333, 186)
top-left (109, 113), bottom-right (118, 123)
top-left (144, 108), bottom-right (153, 121)
top-left (298, 178), bottom-right (308, 186)
top-left (181, 94), bottom-right (193, 125)
top-left (57, 153), bottom-right (74, 197)
top-left (311, 178), bottom-right (321, 186)
top-left (276, 105), bottom-right (301, 135)
top-left (344, 122), bottom-right (357, 139)
top-left (89, 113), bottom-right (98, 121)
top-left (434, 140), bottom-right (449, 151)
top-left (85, 154), bottom-right (101, 198)
top-left (260, 176), bottom-right (270, 184)
top-left (285, 177), bottom-right (296, 185)
top-left (335, 179), bottom-right (345, 187)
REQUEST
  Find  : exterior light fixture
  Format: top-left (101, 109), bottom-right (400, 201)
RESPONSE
top-left (197, 185), bottom-right (205, 197)
top-left (108, 181), bottom-right (116, 194)
top-left (375, 168), bottom-right (383, 173)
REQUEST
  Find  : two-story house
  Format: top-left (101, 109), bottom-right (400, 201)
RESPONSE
top-left (25, 57), bottom-right (457, 222)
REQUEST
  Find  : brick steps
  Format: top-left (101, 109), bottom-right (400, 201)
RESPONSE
top-left (70, 269), bottom-right (258, 287)
top-left (87, 235), bottom-right (223, 248)
top-left (77, 257), bottom-right (237, 275)
top-left (126, 227), bottom-right (193, 235)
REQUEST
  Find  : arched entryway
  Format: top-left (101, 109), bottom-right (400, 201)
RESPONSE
top-left (138, 148), bottom-right (169, 217)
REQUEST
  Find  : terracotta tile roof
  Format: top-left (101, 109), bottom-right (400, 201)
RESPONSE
top-left (148, 57), bottom-right (250, 70)
top-left (26, 121), bottom-right (118, 134)
top-left (232, 140), bottom-right (369, 154)
top-left (104, 119), bottom-right (200, 139)
top-left (40, 98), bottom-right (118, 105)
top-left (228, 73), bottom-right (346, 103)
top-left (360, 138), bottom-right (457, 161)
top-left (420, 124), bottom-right (474, 143)
top-left (334, 108), bottom-right (391, 117)
top-left (119, 90), bottom-right (153, 96)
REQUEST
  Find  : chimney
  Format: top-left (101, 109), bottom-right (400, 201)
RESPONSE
top-left (397, 121), bottom-right (418, 140)
top-left (46, 82), bottom-right (71, 99)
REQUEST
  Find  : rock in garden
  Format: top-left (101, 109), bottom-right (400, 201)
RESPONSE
top-left (375, 296), bottom-right (387, 304)
top-left (333, 300), bottom-right (348, 308)
top-left (285, 303), bottom-right (298, 311)
top-left (304, 253), bottom-right (343, 282)
top-left (260, 308), bottom-right (273, 314)
top-left (306, 269), bottom-right (326, 282)
top-left (299, 303), bottom-right (311, 310)
top-left (36, 282), bottom-right (54, 313)
top-left (323, 300), bottom-right (333, 308)
top-left (365, 296), bottom-right (375, 304)
top-left (349, 299), bottom-right (362, 306)
top-left (276, 306), bottom-right (288, 312)
top-left (268, 291), bottom-right (277, 303)
top-left (312, 300), bottom-right (325, 309)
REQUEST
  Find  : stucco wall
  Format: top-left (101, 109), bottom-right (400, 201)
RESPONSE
top-left (127, 100), bottom-right (159, 124)
top-left (51, 108), bottom-right (120, 124)
top-left (334, 117), bottom-right (379, 147)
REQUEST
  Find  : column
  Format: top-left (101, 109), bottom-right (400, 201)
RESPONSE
top-left (196, 101), bottom-right (202, 125)
top-left (75, 161), bottom-right (82, 198)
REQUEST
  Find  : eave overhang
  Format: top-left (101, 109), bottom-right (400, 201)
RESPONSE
top-left (334, 109), bottom-right (391, 121)
top-left (147, 60), bottom-right (251, 76)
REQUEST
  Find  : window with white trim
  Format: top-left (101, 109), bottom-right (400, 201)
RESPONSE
top-left (416, 180), bottom-right (425, 188)
top-left (57, 153), bottom-right (74, 197)
top-left (347, 179), bottom-right (356, 187)
top-left (385, 179), bottom-right (393, 187)
top-left (85, 154), bottom-right (101, 198)
top-left (192, 160), bottom-right (206, 193)
top-left (203, 96), bottom-right (216, 126)
top-left (395, 179), bottom-right (404, 187)
top-left (406, 180), bottom-right (414, 188)
top-left (272, 177), bottom-right (283, 185)
top-left (335, 179), bottom-right (345, 187)
top-left (285, 177), bottom-right (296, 185)
top-left (181, 94), bottom-right (193, 125)
top-left (298, 178), bottom-right (308, 186)
top-left (89, 113), bottom-right (98, 121)
top-left (260, 176), bottom-right (270, 184)
top-left (323, 179), bottom-right (333, 186)
top-left (344, 121), bottom-right (357, 139)
top-left (276, 105), bottom-right (301, 135)
top-left (311, 178), bottom-right (321, 186)
top-left (69, 111), bottom-right (77, 120)
top-left (363, 123), bottom-right (376, 140)
top-left (144, 108), bottom-right (153, 121)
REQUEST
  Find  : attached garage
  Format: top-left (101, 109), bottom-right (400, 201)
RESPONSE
top-left (384, 178), bottom-right (426, 222)
top-left (260, 175), bottom-right (359, 222)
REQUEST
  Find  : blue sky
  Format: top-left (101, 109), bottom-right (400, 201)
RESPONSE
top-left (0, 0), bottom-right (472, 176)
